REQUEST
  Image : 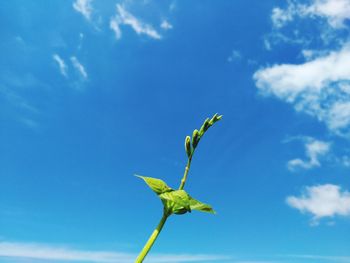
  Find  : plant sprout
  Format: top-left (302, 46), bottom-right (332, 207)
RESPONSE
top-left (135, 113), bottom-right (223, 263)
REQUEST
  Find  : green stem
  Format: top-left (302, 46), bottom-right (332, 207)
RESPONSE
top-left (179, 155), bottom-right (192, 190)
top-left (135, 153), bottom-right (193, 262)
top-left (135, 213), bottom-right (169, 263)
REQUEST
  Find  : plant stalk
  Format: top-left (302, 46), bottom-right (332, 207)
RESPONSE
top-left (179, 155), bottom-right (192, 190)
top-left (135, 154), bottom-right (193, 262)
top-left (135, 213), bottom-right (168, 263)
top-left (135, 114), bottom-right (221, 262)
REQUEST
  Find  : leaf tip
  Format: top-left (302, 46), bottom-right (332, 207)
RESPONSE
top-left (134, 174), bottom-right (144, 179)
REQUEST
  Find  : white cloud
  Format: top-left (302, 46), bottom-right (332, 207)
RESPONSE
top-left (271, 0), bottom-right (350, 29)
top-left (304, 0), bottom-right (350, 28)
top-left (0, 241), bottom-right (229, 263)
top-left (267, 0), bottom-right (350, 50)
top-left (150, 254), bottom-right (230, 262)
top-left (0, 242), bottom-right (132, 262)
top-left (287, 184), bottom-right (350, 223)
top-left (53, 54), bottom-right (68, 77)
top-left (328, 101), bottom-right (350, 131)
top-left (70, 56), bottom-right (88, 79)
top-left (287, 139), bottom-right (331, 171)
top-left (160, 20), bottom-right (173, 30)
top-left (254, 43), bottom-right (350, 136)
top-left (110, 4), bottom-right (161, 40)
top-left (285, 254), bottom-right (350, 262)
top-left (73, 0), bottom-right (93, 20)
top-left (110, 18), bottom-right (122, 39)
top-left (300, 49), bottom-right (330, 61)
top-left (233, 261), bottom-right (278, 263)
top-left (271, 1), bottom-right (298, 28)
top-left (264, 31), bottom-right (310, 49)
top-left (301, 49), bottom-right (314, 60)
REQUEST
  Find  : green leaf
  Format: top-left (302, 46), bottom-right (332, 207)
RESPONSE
top-left (159, 190), bottom-right (215, 215)
top-left (136, 175), bottom-right (216, 215)
top-left (135, 175), bottom-right (173, 195)
top-left (160, 190), bottom-right (192, 215)
top-left (189, 197), bottom-right (216, 214)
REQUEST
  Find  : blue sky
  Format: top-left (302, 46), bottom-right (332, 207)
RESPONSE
top-left (1, 0), bottom-right (350, 262)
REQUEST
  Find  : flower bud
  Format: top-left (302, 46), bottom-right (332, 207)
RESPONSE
top-left (192, 129), bottom-right (200, 149)
top-left (209, 113), bottom-right (217, 125)
top-left (199, 118), bottom-right (210, 135)
top-left (209, 113), bottom-right (223, 125)
top-left (185, 136), bottom-right (192, 157)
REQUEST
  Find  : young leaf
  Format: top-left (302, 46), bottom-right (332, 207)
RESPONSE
top-left (189, 197), bottom-right (216, 214)
top-left (160, 190), bottom-right (192, 215)
top-left (135, 175), bottom-right (173, 195)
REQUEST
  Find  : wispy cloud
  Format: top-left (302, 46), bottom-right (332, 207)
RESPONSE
top-left (0, 242), bottom-right (132, 263)
top-left (265, 0), bottom-right (350, 51)
top-left (73, 0), bottom-right (93, 20)
top-left (233, 261), bottom-right (279, 263)
top-left (227, 50), bottom-right (242, 63)
top-left (285, 254), bottom-right (350, 263)
top-left (0, 241), bottom-right (229, 263)
top-left (287, 138), bottom-right (331, 171)
top-left (110, 18), bottom-right (122, 39)
top-left (53, 54), bottom-right (68, 77)
top-left (0, 72), bottom-right (44, 128)
top-left (19, 118), bottom-right (39, 129)
top-left (271, 1), bottom-right (298, 28)
top-left (271, 0), bottom-right (350, 29)
top-left (287, 184), bottom-right (350, 225)
top-left (70, 56), bottom-right (88, 79)
top-left (0, 84), bottom-right (37, 114)
top-left (160, 19), bottom-right (173, 30)
top-left (110, 4), bottom-right (161, 40)
top-left (305, 0), bottom-right (350, 29)
top-left (254, 43), bottom-right (350, 136)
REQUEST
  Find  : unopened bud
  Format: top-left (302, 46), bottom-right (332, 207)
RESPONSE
top-left (209, 113), bottom-right (218, 125)
top-left (209, 113), bottom-right (223, 125)
top-left (199, 118), bottom-right (210, 135)
top-left (185, 136), bottom-right (192, 157)
top-left (192, 129), bottom-right (200, 148)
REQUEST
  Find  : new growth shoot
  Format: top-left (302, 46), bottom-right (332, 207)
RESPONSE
top-left (135, 113), bottom-right (223, 263)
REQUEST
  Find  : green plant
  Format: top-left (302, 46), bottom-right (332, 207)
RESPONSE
top-left (135, 113), bottom-right (223, 263)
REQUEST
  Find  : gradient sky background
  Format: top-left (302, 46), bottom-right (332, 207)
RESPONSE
top-left (1, 0), bottom-right (350, 263)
